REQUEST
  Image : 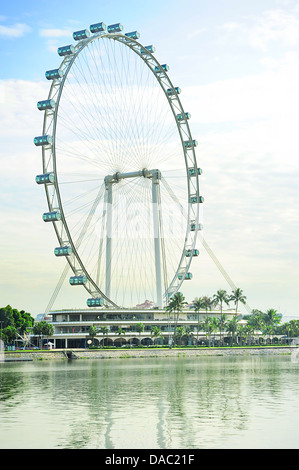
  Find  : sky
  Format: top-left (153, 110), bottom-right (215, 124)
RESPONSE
top-left (1, 0), bottom-right (299, 320)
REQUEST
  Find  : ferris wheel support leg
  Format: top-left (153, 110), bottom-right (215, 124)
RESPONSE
top-left (105, 182), bottom-right (113, 299)
top-left (152, 177), bottom-right (163, 308)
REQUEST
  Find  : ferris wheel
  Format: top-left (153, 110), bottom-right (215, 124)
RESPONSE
top-left (34, 22), bottom-right (204, 309)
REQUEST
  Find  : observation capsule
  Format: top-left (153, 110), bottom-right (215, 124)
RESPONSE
top-left (178, 272), bottom-right (193, 280)
top-left (166, 87), bottom-right (181, 96)
top-left (73, 29), bottom-right (90, 41)
top-left (190, 194), bottom-right (204, 204)
top-left (140, 45), bottom-right (156, 54)
top-left (107, 23), bottom-right (123, 33)
top-left (125, 31), bottom-right (140, 39)
top-left (184, 139), bottom-right (198, 149)
top-left (35, 173), bottom-right (55, 184)
top-left (177, 112), bottom-right (191, 121)
top-left (188, 167), bottom-right (202, 177)
top-left (69, 275), bottom-right (87, 286)
top-left (185, 249), bottom-right (199, 257)
top-left (54, 246), bottom-right (72, 257)
top-left (154, 64), bottom-right (169, 73)
top-left (58, 44), bottom-right (75, 56)
top-left (43, 210), bottom-right (61, 222)
top-left (45, 69), bottom-right (63, 80)
top-left (87, 297), bottom-right (104, 307)
top-left (190, 221), bottom-right (203, 231)
top-left (90, 22), bottom-right (106, 33)
top-left (37, 99), bottom-right (55, 111)
top-left (34, 135), bottom-right (52, 146)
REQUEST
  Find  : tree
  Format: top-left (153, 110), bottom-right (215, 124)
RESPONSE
top-left (262, 309), bottom-right (281, 343)
top-left (174, 326), bottom-right (185, 346)
top-left (218, 314), bottom-right (227, 345)
top-left (202, 317), bottom-right (213, 346)
top-left (230, 288), bottom-right (247, 313)
top-left (245, 310), bottom-right (264, 344)
top-left (136, 322), bottom-right (144, 342)
top-left (202, 296), bottom-right (213, 314)
top-left (99, 326), bottom-right (109, 346)
top-left (192, 297), bottom-right (206, 345)
top-left (88, 325), bottom-right (98, 347)
top-left (210, 317), bottom-right (219, 346)
top-left (226, 316), bottom-right (240, 345)
top-left (166, 292), bottom-right (188, 347)
top-left (0, 305), bottom-right (14, 329)
top-left (151, 326), bottom-right (163, 345)
top-left (213, 290), bottom-right (230, 314)
top-left (184, 326), bottom-right (194, 346)
top-left (33, 321), bottom-right (54, 349)
top-left (2, 326), bottom-right (17, 345)
top-left (116, 327), bottom-right (126, 346)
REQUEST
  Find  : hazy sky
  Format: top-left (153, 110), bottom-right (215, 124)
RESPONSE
top-left (1, 0), bottom-right (299, 319)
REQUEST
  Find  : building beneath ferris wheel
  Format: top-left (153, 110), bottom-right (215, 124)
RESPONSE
top-left (43, 304), bottom-right (240, 349)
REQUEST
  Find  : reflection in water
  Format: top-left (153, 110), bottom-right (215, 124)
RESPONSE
top-left (1, 355), bottom-right (299, 448)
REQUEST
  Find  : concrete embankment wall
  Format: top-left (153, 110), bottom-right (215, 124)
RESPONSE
top-left (3, 346), bottom-right (296, 361)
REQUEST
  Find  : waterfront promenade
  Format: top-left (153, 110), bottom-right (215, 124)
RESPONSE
top-left (3, 345), bottom-right (296, 361)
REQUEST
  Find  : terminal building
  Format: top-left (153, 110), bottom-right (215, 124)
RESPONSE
top-left (45, 307), bottom-right (240, 349)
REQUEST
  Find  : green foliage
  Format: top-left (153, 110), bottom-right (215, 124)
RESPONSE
top-left (0, 305), bottom-right (35, 334)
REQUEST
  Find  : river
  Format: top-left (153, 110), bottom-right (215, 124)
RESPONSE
top-left (1, 354), bottom-right (299, 449)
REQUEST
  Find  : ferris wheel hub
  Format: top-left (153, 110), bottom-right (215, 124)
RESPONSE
top-left (104, 168), bottom-right (161, 185)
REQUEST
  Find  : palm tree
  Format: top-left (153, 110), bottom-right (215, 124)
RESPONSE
top-left (166, 292), bottom-right (188, 347)
top-left (116, 327), bottom-right (126, 347)
top-left (136, 322), bottom-right (144, 346)
top-left (246, 309), bottom-right (264, 344)
top-left (202, 317), bottom-right (213, 346)
top-left (174, 326), bottom-right (185, 346)
top-left (210, 317), bottom-right (219, 346)
top-left (192, 297), bottom-right (206, 345)
top-left (213, 289), bottom-right (230, 314)
top-left (202, 296), bottom-right (213, 314)
top-left (88, 325), bottom-right (98, 347)
top-left (218, 314), bottom-right (227, 346)
top-left (230, 288), bottom-right (247, 313)
top-left (263, 308), bottom-right (281, 343)
top-left (99, 326), bottom-right (109, 347)
top-left (151, 326), bottom-right (163, 345)
top-left (226, 316), bottom-right (240, 345)
top-left (184, 326), bottom-right (194, 346)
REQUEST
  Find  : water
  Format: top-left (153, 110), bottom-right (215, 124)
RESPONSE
top-left (0, 355), bottom-right (299, 449)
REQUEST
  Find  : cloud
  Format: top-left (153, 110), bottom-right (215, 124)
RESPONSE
top-left (0, 22), bottom-right (31, 38)
top-left (39, 28), bottom-right (73, 38)
top-left (247, 9), bottom-right (299, 50)
top-left (219, 8), bottom-right (299, 52)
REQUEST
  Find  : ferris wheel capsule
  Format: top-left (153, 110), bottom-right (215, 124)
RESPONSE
top-left (45, 69), bottom-right (63, 80)
top-left (43, 210), bottom-right (61, 222)
top-left (125, 31), bottom-right (140, 39)
top-left (140, 45), bottom-right (156, 55)
top-left (36, 173), bottom-right (55, 184)
top-left (87, 297), bottom-right (104, 307)
top-left (58, 45), bottom-right (75, 56)
top-left (69, 275), bottom-right (87, 286)
top-left (107, 23), bottom-right (123, 33)
top-left (73, 29), bottom-right (90, 41)
top-left (54, 246), bottom-right (72, 256)
top-left (90, 22), bottom-right (106, 33)
top-left (37, 99), bottom-right (55, 111)
top-left (34, 135), bottom-right (52, 146)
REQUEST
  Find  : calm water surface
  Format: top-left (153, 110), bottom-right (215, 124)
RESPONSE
top-left (0, 355), bottom-right (299, 449)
